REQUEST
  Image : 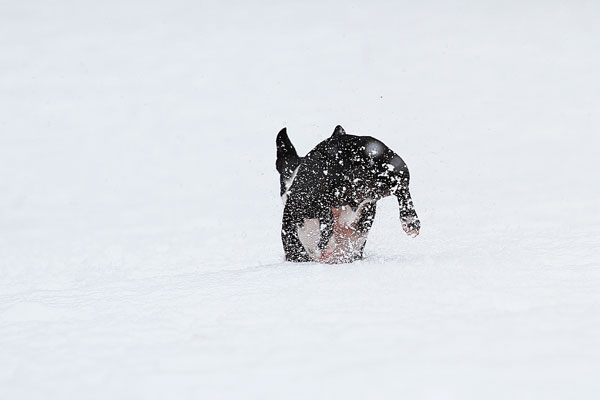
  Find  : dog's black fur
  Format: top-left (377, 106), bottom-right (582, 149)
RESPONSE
top-left (276, 125), bottom-right (420, 263)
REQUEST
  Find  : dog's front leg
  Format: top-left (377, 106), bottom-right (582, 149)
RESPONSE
top-left (317, 208), bottom-right (334, 254)
top-left (281, 201), bottom-right (312, 262)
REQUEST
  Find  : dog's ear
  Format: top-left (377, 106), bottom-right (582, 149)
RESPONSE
top-left (331, 125), bottom-right (346, 137)
top-left (276, 127), bottom-right (300, 175)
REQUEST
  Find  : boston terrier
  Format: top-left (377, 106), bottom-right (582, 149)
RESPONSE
top-left (276, 125), bottom-right (420, 263)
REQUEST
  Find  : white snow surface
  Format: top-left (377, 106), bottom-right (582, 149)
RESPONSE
top-left (2, 1), bottom-right (600, 398)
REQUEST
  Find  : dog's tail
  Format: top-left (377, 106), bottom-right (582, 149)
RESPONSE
top-left (276, 127), bottom-right (301, 179)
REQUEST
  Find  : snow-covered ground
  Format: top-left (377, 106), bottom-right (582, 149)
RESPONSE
top-left (2, 1), bottom-right (600, 398)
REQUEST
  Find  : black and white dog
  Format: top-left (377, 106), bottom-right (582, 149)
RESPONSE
top-left (276, 125), bottom-right (420, 263)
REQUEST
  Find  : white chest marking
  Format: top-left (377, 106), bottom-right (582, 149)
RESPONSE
top-left (336, 205), bottom-right (361, 226)
top-left (297, 218), bottom-right (322, 257)
top-left (297, 199), bottom-right (373, 261)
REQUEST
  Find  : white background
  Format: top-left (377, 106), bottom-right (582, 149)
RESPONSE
top-left (1, 1), bottom-right (599, 398)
